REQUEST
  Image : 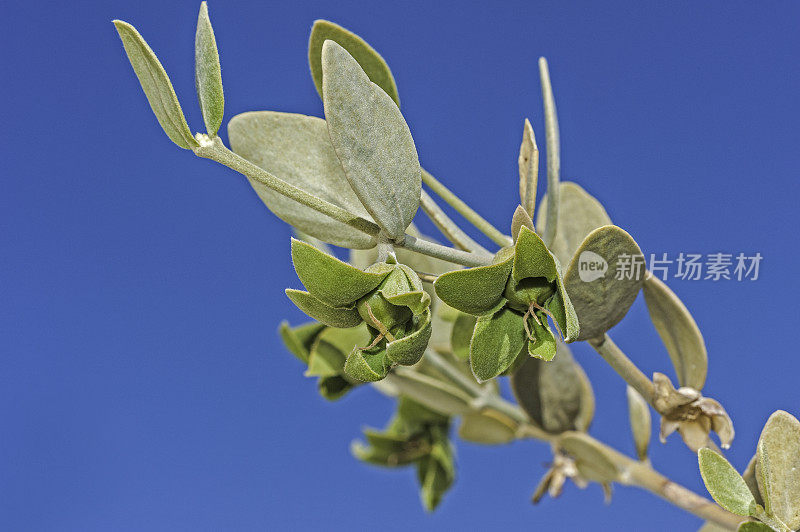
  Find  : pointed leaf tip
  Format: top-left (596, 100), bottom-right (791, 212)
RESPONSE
top-left (195, 0), bottom-right (224, 136)
top-left (322, 40), bottom-right (420, 240)
top-left (308, 19), bottom-right (399, 106)
top-left (113, 20), bottom-right (198, 149)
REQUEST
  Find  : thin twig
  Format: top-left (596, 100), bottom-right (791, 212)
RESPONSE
top-left (421, 168), bottom-right (513, 247)
top-left (419, 190), bottom-right (491, 255)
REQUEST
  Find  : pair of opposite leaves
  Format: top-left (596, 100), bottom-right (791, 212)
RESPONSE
top-left (229, 21), bottom-right (420, 249)
top-left (352, 397), bottom-right (454, 512)
top-left (116, 9), bottom-right (420, 248)
top-left (536, 182), bottom-right (709, 390)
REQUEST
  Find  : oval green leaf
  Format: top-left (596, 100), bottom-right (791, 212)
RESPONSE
top-left (228, 111), bottom-right (379, 249)
top-left (308, 20), bottom-right (400, 107)
top-left (511, 341), bottom-right (594, 434)
top-left (642, 275), bottom-right (708, 390)
top-left (113, 20), bottom-right (198, 149)
top-left (291, 239), bottom-right (388, 307)
top-left (322, 41), bottom-right (420, 241)
top-left (756, 410), bottom-right (800, 529)
top-left (389, 369), bottom-right (471, 416)
top-left (470, 307), bottom-right (527, 382)
top-left (564, 225), bottom-right (644, 341)
top-left (434, 250), bottom-right (514, 315)
top-left (458, 411), bottom-right (516, 445)
top-left (195, 2), bottom-right (224, 136)
top-left (285, 289), bottom-right (362, 328)
top-left (626, 385), bottom-right (651, 461)
top-left (698, 447), bottom-right (757, 517)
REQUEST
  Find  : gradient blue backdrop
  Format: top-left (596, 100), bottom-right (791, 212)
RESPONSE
top-left (2, 1), bottom-right (799, 530)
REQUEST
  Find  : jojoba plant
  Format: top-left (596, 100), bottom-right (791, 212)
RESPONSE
top-left (113, 4), bottom-right (800, 529)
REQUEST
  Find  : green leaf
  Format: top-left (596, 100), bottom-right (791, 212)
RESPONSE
top-left (306, 325), bottom-right (370, 377)
top-left (305, 338), bottom-right (347, 378)
top-left (642, 274), bottom-right (708, 390)
top-left (386, 311), bottom-right (432, 365)
top-left (626, 385), bottom-right (651, 461)
top-left (450, 313), bottom-right (477, 361)
top-left (536, 182), bottom-right (612, 266)
top-left (291, 239), bottom-right (389, 307)
top-left (547, 276), bottom-right (580, 343)
top-left (113, 20), bottom-right (198, 149)
top-left (278, 321), bottom-right (326, 364)
top-left (308, 20), bottom-right (400, 107)
top-left (228, 111), bottom-right (379, 248)
top-left (737, 522), bottom-right (774, 532)
top-left (511, 342), bottom-right (594, 433)
top-left (343, 346), bottom-right (390, 382)
top-left (518, 119), bottom-right (539, 217)
top-left (512, 226), bottom-right (559, 283)
top-left (698, 447), bottom-right (757, 517)
top-left (470, 307), bottom-right (527, 382)
top-left (194, 2), bottom-right (224, 136)
top-left (285, 289), bottom-right (362, 328)
top-left (322, 40), bottom-right (420, 240)
top-left (756, 410), bottom-right (800, 529)
top-left (390, 369), bottom-right (471, 416)
top-left (434, 248), bottom-right (514, 315)
top-left (511, 205), bottom-right (536, 242)
top-left (458, 411), bottom-right (517, 445)
top-left (742, 455), bottom-right (765, 506)
top-left (417, 447), bottom-right (454, 511)
top-left (318, 375), bottom-right (354, 400)
top-left (527, 316), bottom-right (557, 361)
top-left (559, 432), bottom-right (620, 483)
top-left (564, 225), bottom-right (644, 341)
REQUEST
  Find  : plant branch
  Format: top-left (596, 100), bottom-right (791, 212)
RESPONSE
top-left (399, 234), bottom-right (492, 268)
top-left (194, 135), bottom-right (382, 238)
top-left (194, 135), bottom-right (492, 269)
top-left (380, 351), bottom-right (741, 529)
top-left (589, 334), bottom-right (655, 403)
top-left (421, 169), bottom-right (513, 247)
top-left (419, 190), bottom-right (491, 255)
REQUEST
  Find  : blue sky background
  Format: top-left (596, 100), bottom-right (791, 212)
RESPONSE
top-left (2, 1), bottom-right (799, 530)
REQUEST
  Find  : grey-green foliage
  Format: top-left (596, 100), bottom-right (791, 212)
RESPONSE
top-left (643, 275), bottom-right (708, 390)
top-left (626, 385), bottom-right (651, 461)
top-left (287, 239), bottom-right (431, 382)
top-left (308, 20), bottom-right (400, 107)
top-left (352, 398), bottom-right (454, 511)
top-left (511, 341), bottom-right (594, 434)
top-left (564, 225), bottom-right (644, 341)
top-left (698, 448), bottom-right (757, 517)
top-left (322, 40), bottom-right (420, 241)
top-left (518, 120), bottom-right (539, 218)
top-left (113, 20), bottom-right (198, 149)
top-left (194, 2), bottom-right (224, 136)
top-left (114, 6), bottom-right (800, 524)
top-left (279, 321), bottom-right (369, 400)
top-left (756, 410), bottom-right (800, 529)
top-left (228, 112), bottom-right (378, 249)
top-left (434, 226), bottom-right (579, 381)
